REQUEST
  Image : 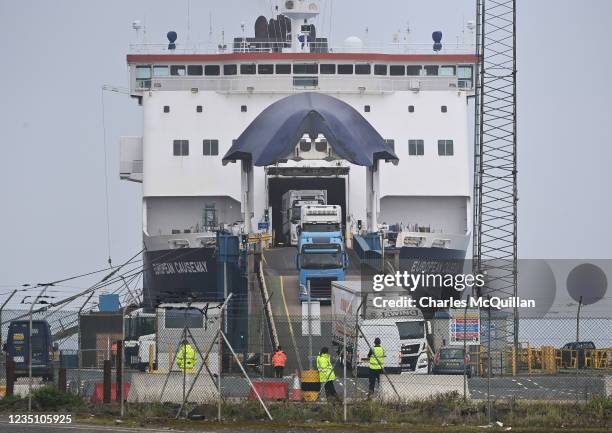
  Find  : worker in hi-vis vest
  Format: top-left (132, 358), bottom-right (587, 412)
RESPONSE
top-left (271, 346), bottom-right (287, 378)
top-left (316, 347), bottom-right (341, 402)
top-left (367, 337), bottom-right (385, 397)
top-left (177, 339), bottom-right (196, 372)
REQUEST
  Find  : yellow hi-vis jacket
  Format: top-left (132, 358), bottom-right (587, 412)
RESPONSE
top-left (369, 346), bottom-right (385, 370)
top-left (316, 353), bottom-right (336, 382)
top-left (177, 343), bottom-right (196, 371)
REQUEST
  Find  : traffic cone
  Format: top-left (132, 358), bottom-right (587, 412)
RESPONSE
top-left (290, 370), bottom-right (302, 401)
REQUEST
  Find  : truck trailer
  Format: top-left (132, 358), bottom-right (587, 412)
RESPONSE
top-left (281, 190), bottom-right (327, 245)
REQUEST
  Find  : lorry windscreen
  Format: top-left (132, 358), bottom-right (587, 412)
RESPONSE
top-left (301, 246), bottom-right (342, 269)
top-left (302, 223), bottom-right (340, 232)
top-left (290, 206), bottom-right (301, 223)
top-left (396, 321), bottom-right (425, 340)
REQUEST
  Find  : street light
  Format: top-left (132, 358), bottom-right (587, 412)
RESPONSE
top-left (20, 285), bottom-right (55, 412)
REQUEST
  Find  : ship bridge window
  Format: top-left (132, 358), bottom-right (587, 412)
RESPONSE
top-left (205, 65), bottom-right (221, 76)
top-left (424, 65), bottom-right (439, 76)
top-left (374, 64), bottom-right (388, 75)
top-left (293, 63), bottom-right (318, 74)
top-left (203, 139), bottom-right (219, 156)
top-left (293, 76), bottom-right (318, 88)
top-left (355, 64), bottom-right (371, 75)
top-left (136, 66), bottom-right (152, 89)
top-left (409, 139), bottom-right (424, 156)
top-left (338, 64), bottom-right (354, 74)
top-left (153, 65), bottom-right (169, 77)
top-left (275, 64), bottom-right (291, 74)
top-left (389, 65), bottom-right (405, 76)
top-left (170, 65), bottom-right (186, 76)
top-left (223, 64), bottom-right (237, 75)
top-left (440, 65), bottom-right (456, 76)
top-left (240, 64), bottom-right (256, 74)
top-left (258, 64), bottom-right (274, 74)
top-left (458, 65), bottom-right (473, 88)
top-left (320, 64), bottom-right (336, 74)
top-left (438, 140), bottom-right (454, 156)
top-left (406, 65), bottom-right (422, 76)
top-left (136, 66), bottom-right (151, 79)
top-left (173, 139), bottom-right (189, 156)
top-left (187, 65), bottom-right (203, 76)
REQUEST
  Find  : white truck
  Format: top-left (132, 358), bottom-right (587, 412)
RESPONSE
top-left (281, 190), bottom-right (327, 245)
top-left (331, 280), bottom-right (431, 376)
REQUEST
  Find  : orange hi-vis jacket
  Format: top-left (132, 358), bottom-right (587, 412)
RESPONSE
top-left (272, 350), bottom-right (287, 367)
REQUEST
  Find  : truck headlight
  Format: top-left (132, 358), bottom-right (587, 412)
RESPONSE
top-left (417, 353), bottom-right (428, 366)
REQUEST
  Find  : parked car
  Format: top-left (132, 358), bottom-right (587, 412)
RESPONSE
top-left (431, 346), bottom-right (472, 377)
top-left (560, 341), bottom-right (595, 369)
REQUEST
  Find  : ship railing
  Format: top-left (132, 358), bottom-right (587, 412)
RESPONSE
top-left (128, 41), bottom-right (476, 55)
top-left (141, 75), bottom-right (462, 94)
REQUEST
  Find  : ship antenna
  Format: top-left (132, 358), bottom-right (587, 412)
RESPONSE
top-left (186, 0), bottom-right (191, 45)
top-left (328, 0), bottom-right (334, 43)
top-left (209, 11), bottom-right (213, 40)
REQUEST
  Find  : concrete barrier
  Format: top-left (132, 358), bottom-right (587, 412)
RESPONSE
top-left (380, 374), bottom-right (469, 402)
top-left (127, 371), bottom-right (219, 404)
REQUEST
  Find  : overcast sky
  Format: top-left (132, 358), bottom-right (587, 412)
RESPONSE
top-left (0, 0), bottom-right (611, 299)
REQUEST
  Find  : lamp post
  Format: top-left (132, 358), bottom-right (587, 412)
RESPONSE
top-left (21, 285), bottom-right (54, 412)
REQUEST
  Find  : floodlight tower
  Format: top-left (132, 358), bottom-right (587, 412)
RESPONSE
top-left (472, 0), bottom-right (519, 363)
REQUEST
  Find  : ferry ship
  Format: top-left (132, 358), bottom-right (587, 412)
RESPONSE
top-left (119, 1), bottom-right (476, 308)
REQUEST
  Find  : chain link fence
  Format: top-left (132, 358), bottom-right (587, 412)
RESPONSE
top-left (0, 306), bottom-right (610, 423)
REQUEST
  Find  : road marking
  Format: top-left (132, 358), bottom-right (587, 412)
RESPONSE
top-left (280, 275), bottom-right (303, 372)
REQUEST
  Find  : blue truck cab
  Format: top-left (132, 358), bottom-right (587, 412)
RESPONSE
top-left (4, 320), bottom-right (55, 380)
top-left (296, 229), bottom-right (348, 302)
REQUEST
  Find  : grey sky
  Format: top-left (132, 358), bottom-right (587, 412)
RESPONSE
top-left (0, 0), bottom-right (611, 298)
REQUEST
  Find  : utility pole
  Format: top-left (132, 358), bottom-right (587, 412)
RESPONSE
top-left (27, 285), bottom-right (52, 412)
top-left (576, 296), bottom-right (583, 342)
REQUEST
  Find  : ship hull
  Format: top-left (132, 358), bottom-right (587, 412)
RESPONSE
top-left (142, 247), bottom-right (220, 308)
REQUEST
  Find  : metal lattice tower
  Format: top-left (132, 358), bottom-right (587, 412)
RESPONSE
top-left (473, 0), bottom-right (518, 353)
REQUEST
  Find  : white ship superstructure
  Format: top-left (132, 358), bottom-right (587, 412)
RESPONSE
top-left (120, 1), bottom-right (477, 304)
